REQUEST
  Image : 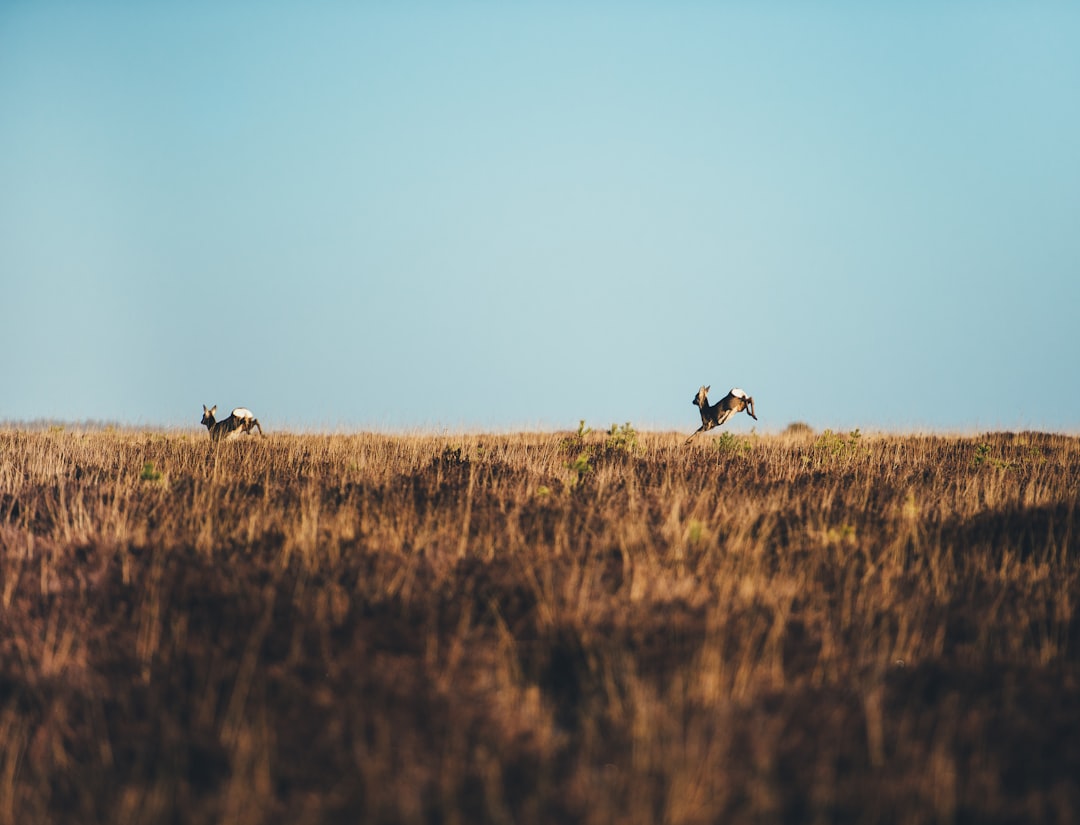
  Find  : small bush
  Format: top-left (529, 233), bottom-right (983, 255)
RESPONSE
top-left (714, 431), bottom-right (752, 455)
top-left (567, 451), bottom-right (592, 485)
top-left (559, 419), bottom-right (593, 453)
top-left (784, 421), bottom-right (814, 437)
top-left (605, 422), bottom-right (640, 454)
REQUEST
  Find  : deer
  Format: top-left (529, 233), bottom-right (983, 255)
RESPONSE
top-left (201, 405), bottom-right (264, 442)
top-left (685, 385), bottom-right (757, 444)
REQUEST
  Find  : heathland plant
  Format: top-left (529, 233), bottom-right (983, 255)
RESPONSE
top-left (604, 421), bottom-right (640, 454)
top-left (0, 427), bottom-right (1077, 824)
top-left (713, 430), bottom-right (752, 455)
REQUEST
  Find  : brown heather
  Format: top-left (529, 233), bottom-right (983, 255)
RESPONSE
top-left (0, 426), bottom-right (1078, 824)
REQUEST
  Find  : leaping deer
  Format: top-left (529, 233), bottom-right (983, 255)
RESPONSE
top-left (201, 405), bottom-right (264, 442)
top-left (686, 385), bottom-right (757, 444)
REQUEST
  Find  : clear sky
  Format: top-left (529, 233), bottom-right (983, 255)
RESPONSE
top-left (2, 2), bottom-right (1078, 433)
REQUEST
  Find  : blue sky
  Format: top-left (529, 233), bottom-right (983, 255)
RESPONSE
top-left (2, 2), bottom-right (1078, 433)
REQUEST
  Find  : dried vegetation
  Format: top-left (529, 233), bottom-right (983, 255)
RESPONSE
top-left (0, 426), bottom-right (1078, 823)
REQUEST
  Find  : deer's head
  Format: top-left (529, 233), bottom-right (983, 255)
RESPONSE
top-left (692, 386), bottom-right (710, 409)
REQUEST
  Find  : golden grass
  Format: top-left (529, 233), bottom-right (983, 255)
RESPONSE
top-left (0, 426), bottom-right (1077, 823)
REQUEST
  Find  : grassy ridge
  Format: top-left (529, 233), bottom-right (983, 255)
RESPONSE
top-left (0, 427), bottom-right (1077, 823)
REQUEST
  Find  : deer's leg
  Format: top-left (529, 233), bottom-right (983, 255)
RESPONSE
top-left (685, 426), bottom-right (706, 445)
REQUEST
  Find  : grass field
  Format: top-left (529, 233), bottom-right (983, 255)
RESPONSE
top-left (0, 425), bottom-right (1077, 824)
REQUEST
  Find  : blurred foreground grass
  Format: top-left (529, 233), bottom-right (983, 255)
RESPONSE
top-left (0, 427), bottom-right (1077, 824)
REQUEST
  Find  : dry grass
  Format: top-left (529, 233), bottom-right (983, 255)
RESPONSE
top-left (0, 425), bottom-right (1077, 824)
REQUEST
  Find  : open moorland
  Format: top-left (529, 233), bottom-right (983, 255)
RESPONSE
top-left (0, 425), bottom-right (1077, 824)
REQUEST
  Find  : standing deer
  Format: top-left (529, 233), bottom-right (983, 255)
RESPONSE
top-left (201, 405), bottom-right (264, 442)
top-left (685, 385), bottom-right (757, 444)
